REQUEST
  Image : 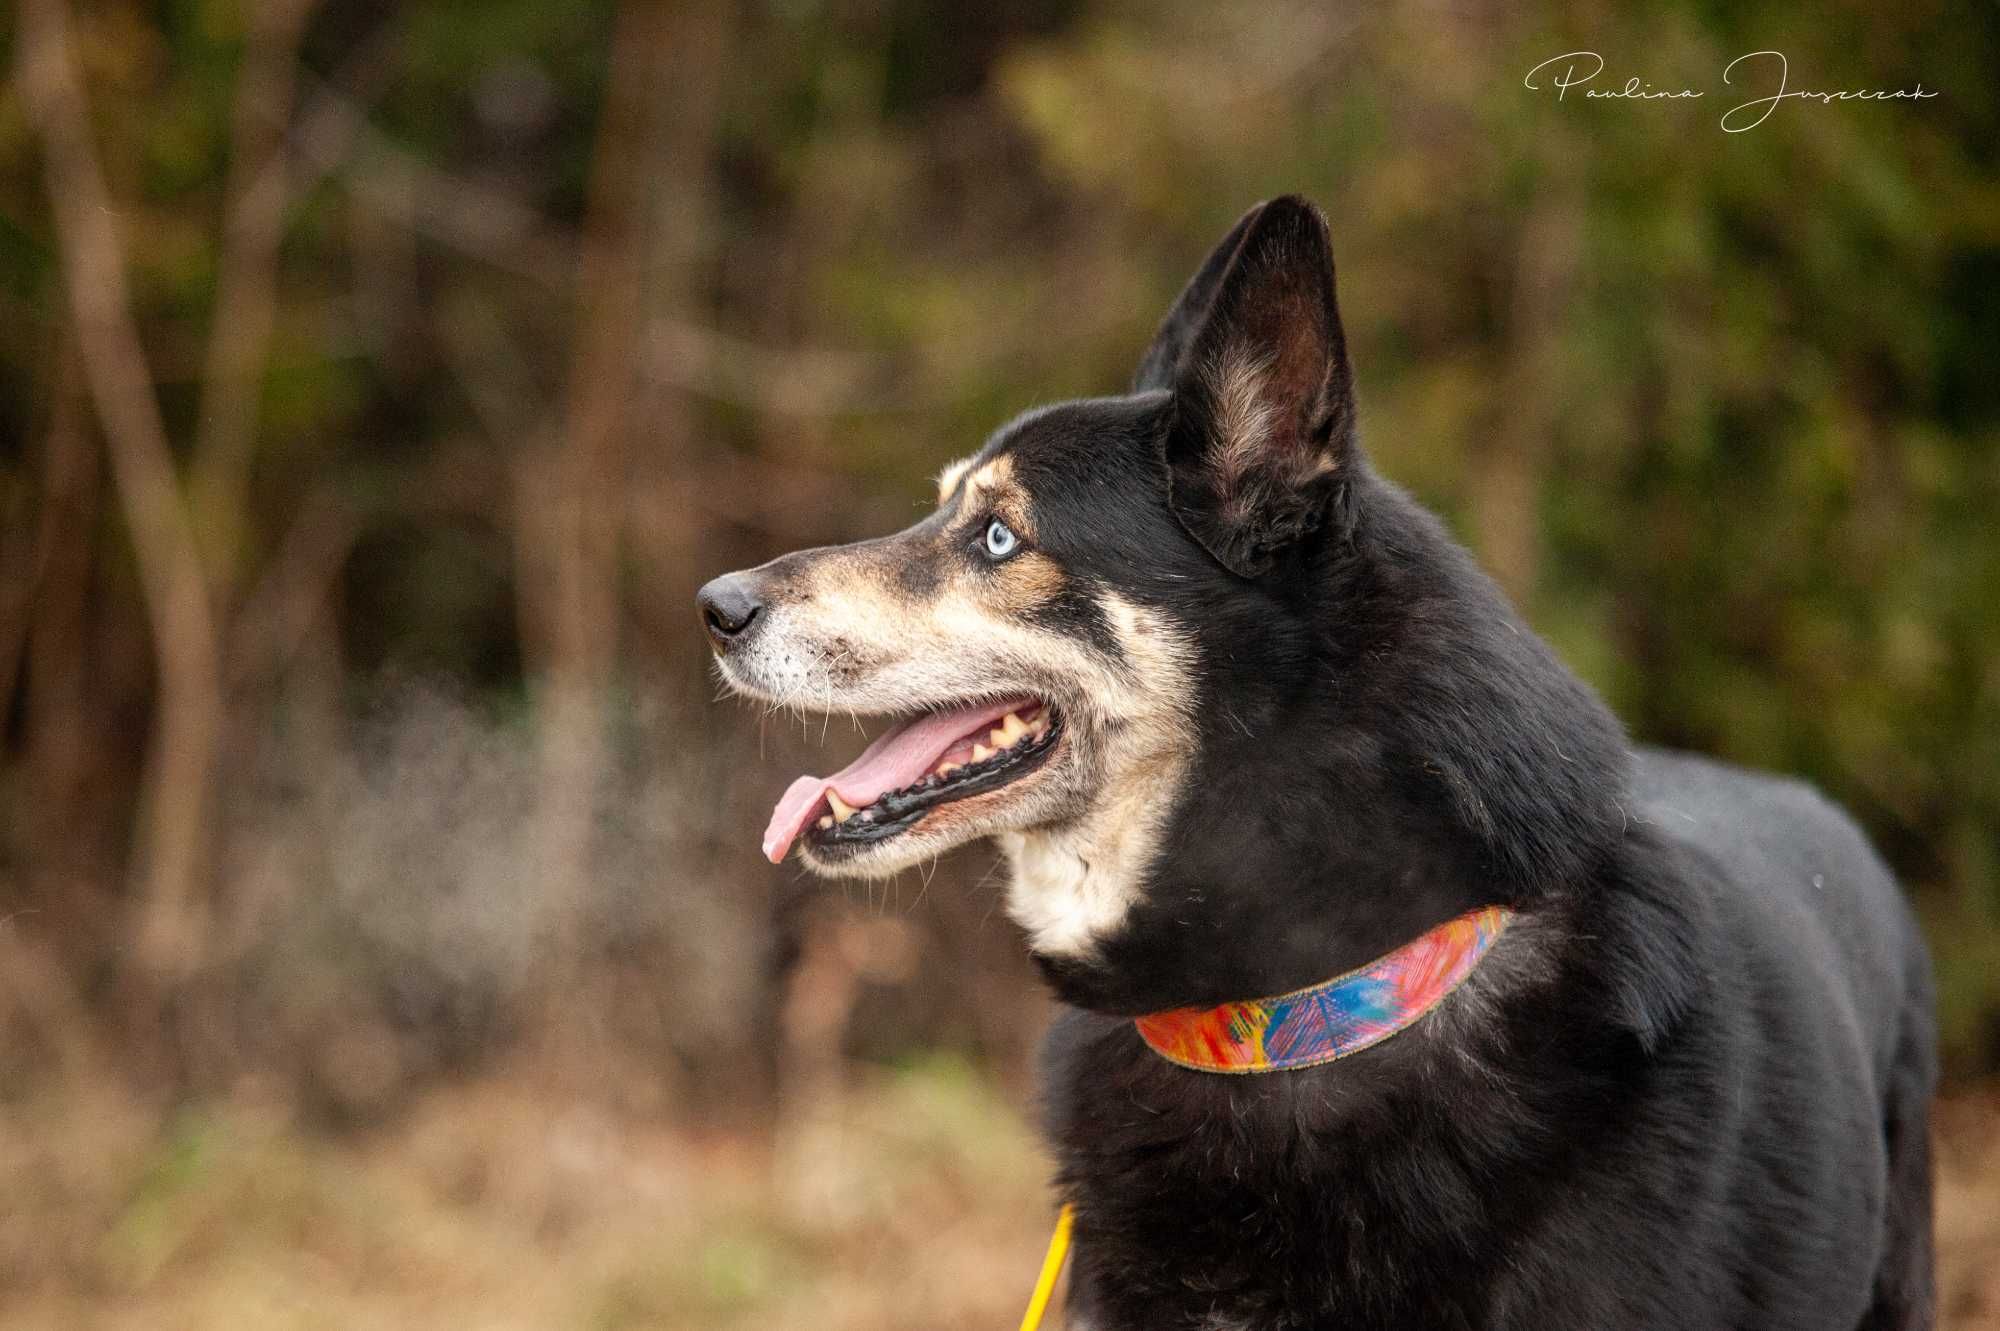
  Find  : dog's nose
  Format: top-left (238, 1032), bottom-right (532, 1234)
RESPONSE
top-left (697, 572), bottom-right (764, 648)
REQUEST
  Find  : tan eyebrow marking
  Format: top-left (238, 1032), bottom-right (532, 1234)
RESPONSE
top-left (961, 454), bottom-right (1035, 538)
top-left (936, 454), bottom-right (977, 505)
top-left (961, 453), bottom-right (1015, 507)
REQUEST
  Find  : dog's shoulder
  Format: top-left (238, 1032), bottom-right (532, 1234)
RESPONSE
top-left (1632, 748), bottom-right (1923, 964)
top-left (1627, 745), bottom-right (1932, 1078)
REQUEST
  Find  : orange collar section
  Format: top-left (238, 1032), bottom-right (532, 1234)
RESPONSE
top-left (1133, 905), bottom-right (1515, 1073)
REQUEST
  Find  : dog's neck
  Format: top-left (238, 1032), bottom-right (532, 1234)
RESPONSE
top-left (1021, 465), bottom-right (1635, 1017)
top-left (1133, 904), bottom-right (1515, 1072)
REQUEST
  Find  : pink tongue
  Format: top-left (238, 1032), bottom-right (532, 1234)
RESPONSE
top-left (760, 697), bottom-right (1031, 864)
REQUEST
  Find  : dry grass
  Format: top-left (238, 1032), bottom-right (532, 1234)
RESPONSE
top-left (0, 1056), bottom-right (1048, 1331)
top-left (3, 1063), bottom-right (1997, 1330)
top-left (1939, 1090), bottom-right (2000, 1329)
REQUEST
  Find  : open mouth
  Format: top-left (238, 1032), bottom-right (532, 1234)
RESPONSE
top-left (761, 697), bottom-right (1062, 863)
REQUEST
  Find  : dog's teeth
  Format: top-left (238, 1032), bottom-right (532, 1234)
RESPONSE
top-left (936, 760), bottom-right (963, 777)
top-left (827, 790), bottom-right (858, 823)
top-left (1028, 714), bottom-right (1050, 738)
top-left (972, 743), bottom-right (993, 763)
top-left (997, 713), bottom-right (1028, 745)
top-left (817, 815), bottom-right (833, 830)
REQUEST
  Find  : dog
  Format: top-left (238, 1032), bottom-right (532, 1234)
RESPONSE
top-left (698, 196), bottom-right (1937, 1330)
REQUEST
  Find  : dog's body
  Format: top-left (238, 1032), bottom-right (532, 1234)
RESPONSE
top-left (700, 197), bottom-right (1936, 1329)
top-left (1045, 716), bottom-right (1935, 1331)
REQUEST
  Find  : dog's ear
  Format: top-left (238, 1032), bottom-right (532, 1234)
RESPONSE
top-left (1132, 203), bottom-right (1265, 393)
top-left (1157, 196), bottom-right (1355, 578)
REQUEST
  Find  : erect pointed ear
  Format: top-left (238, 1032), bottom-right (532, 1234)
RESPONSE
top-left (1158, 196), bottom-right (1355, 578)
top-left (1132, 203), bottom-right (1265, 393)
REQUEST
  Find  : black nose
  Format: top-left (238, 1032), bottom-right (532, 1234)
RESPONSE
top-left (697, 572), bottom-right (764, 647)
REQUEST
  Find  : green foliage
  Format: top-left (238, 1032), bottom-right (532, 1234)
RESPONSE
top-left (2, 0), bottom-right (1996, 1078)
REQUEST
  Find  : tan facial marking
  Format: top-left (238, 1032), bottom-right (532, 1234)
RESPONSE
top-left (952, 445), bottom-right (1016, 507)
top-left (964, 451), bottom-right (1015, 495)
top-left (962, 454), bottom-right (1038, 540)
top-left (936, 454), bottom-right (976, 505)
top-left (991, 550), bottom-right (1065, 610)
top-left (1000, 591), bottom-right (1198, 955)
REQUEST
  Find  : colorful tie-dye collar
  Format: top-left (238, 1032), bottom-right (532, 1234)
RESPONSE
top-left (1134, 905), bottom-right (1515, 1073)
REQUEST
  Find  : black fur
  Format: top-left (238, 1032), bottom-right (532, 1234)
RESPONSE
top-left (972, 198), bottom-right (1936, 1328)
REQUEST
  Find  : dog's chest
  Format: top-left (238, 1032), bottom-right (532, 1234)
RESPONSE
top-left (998, 823), bottom-right (1144, 956)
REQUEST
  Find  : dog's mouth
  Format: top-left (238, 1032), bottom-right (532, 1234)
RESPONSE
top-left (761, 697), bottom-right (1062, 864)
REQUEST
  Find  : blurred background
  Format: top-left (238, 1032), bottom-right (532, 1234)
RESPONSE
top-left (1, 1), bottom-right (1996, 1327)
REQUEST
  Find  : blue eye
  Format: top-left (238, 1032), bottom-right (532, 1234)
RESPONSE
top-left (982, 518), bottom-right (1019, 560)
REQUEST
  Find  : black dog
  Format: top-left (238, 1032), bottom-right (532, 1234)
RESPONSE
top-left (700, 196), bottom-right (1937, 1329)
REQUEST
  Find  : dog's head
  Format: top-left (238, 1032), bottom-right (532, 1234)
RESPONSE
top-left (701, 198), bottom-right (1363, 957)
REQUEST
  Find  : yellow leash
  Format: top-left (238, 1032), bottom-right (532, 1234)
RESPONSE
top-left (1018, 1203), bottom-right (1075, 1331)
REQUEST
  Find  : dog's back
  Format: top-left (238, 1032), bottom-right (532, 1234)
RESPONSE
top-left (1630, 749), bottom-right (1936, 1325)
